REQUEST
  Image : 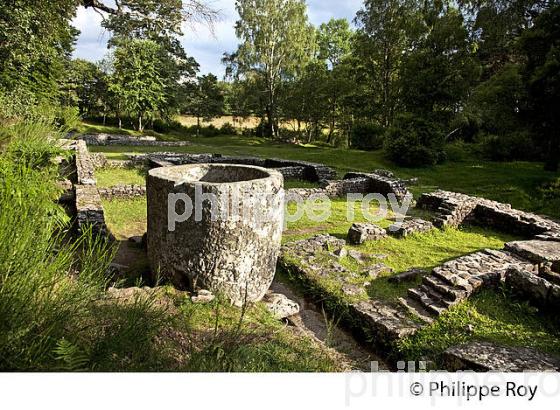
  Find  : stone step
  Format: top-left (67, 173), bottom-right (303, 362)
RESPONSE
top-left (422, 275), bottom-right (466, 302)
top-left (431, 268), bottom-right (474, 293)
top-left (398, 297), bottom-right (435, 324)
top-left (407, 287), bottom-right (448, 316)
top-left (418, 284), bottom-right (455, 308)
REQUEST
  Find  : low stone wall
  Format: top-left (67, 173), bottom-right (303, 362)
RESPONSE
top-left (443, 342), bottom-right (560, 372)
top-left (506, 267), bottom-right (560, 310)
top-left (416, 190), bottom-right (560, 238)
top-left (60, 139), bottom-right (111, 239)
top-left (78, 133), bottom-right (191, 147)
top-left (75, 184), bottom-right (110, 237)
top-left (279, 235), bottom-right (420, 351)
top-left (99, 184), bottom-right (146, 201)
top-left (135, 152), bottom-right (337, 182)
top-left (74, 140), bottom-right (97, 185)
top-left (344, 171), bottom-right (411, 203)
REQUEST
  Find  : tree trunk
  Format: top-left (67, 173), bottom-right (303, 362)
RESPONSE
top-left (197, 116), bottom-right (201, 137)
top-left (138, 115), bottom-right (143, 133)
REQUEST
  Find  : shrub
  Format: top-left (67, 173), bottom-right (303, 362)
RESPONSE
top-left (349, 122), bottom-right (386, 150)
top-left (152, 118), bottom-right (185, 134)
top-left (479, 131), bottom-right (538, 161)
top-left (220, 122), bottom-right (237, 135)
top-left (445, 141), bottom-right (471, 162)
top-left (0, 119), bottom-right (172, 371)
top-left (54, 106), bottom-right (81, 131)
top-left (384, 114), bottom-right (445, 167)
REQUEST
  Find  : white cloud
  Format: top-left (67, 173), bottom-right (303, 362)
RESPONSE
top-left (72, 0), bottom-right (364, 76)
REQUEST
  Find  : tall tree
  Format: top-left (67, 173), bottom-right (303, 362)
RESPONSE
top-left (355, 0), bottom-right (424, 127)
top-left (109, 40), bottom-right (166, 132)
top-left (317, 19), bottom-right (354, 143)
top-left (183, 74), bottom-right (225, 135)
top-left (233, 0), bottom-right (315, 137)
top-left (317, 19), bottom-right (353, 67)
top-left (519, 4), bottom-right (560, 171)
top-left (400, 8), bottom-right (481, 127)
top-left (0, 0), bottom-right (79, 100)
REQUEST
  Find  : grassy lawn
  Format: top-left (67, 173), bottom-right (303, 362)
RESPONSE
top-left (398, 288), bottom-right (560, 363)
top-left (86, 126), bottom-right (560, 218)
top-left (176, 295), bottom-right (346, 372)
top-left (96, 167), bottom-right (147, 188)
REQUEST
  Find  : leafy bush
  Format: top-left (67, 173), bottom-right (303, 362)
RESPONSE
top-left (152, 118), bottom-right (185, 134)
top-left (54, 106), bottom-right (81, 131)
top-left (199, 124), bottom-right (221, 137)
top-left (479, 131), bottom-right (538, 161)
top-left (384, 114), bottom-right (445, 167)
top-left (349, 122), bottom-right (386, 150)
top-left (445, 141), bottom-right (473, 162)
top-left (220, 122), bottom-right (237, 135)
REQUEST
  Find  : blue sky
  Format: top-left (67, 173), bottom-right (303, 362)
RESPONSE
top-left (72, 0), bottom-right (364, 77)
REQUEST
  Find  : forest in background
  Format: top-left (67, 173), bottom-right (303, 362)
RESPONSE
top-left (0, 0), bottom-right (559, 169)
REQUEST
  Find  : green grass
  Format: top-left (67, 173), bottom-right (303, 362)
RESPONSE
top-left (180, 296), bottom-right (344, 372)
top-left (398, 288), bottom-right (560, 363)
top-left (96, 167), bottom-right (146, 188)
top-left (102, 197), bottom-right (147, 240)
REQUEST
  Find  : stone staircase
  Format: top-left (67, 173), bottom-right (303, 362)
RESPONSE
top-left (399, 249), bottom-right (537, 322)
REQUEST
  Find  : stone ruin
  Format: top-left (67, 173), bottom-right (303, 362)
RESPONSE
top-left (61, 136), bottom-right (560, 370)
top-left (146, 164), bottom-right (284, 306)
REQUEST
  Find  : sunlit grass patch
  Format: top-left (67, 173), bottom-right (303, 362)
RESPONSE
top-left (397, 288), bottom-right (560, 363)
top-left (96, 167), bottom-right (146, 188)
top-left (102, 197), bottom-right (147, 240)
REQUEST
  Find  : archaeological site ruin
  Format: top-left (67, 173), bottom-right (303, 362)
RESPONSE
top-left (55, 133), bottom-right (560, 372)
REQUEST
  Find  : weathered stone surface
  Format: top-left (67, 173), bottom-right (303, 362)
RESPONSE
top-left (78, 133), bottom-right (191, 147)
top-left (389, 268), bottom-right (427, 284)
top-left (363, 264), bottom-right (393, 279)
top-left (74, 140), bottom-right (97, 185)
top-left (505, 240), bottom-right (560, 269)
top-left (75, 184), bottom-right (110, 237)
top-left (348, 250), bottom-right (372, 264)
top-left (280, 235), bottom-right (419, 349)
top-left (347, 223), bottom-right (387, 245)
top-left (343, 171), bottom-right (412, 203)
top-left (191, 289), bottom-right (215, 304)
top-left (540, 264), bottom-right (560, 285)
top-left (417, 190), bottom-right (560, 238)
top-left (138, 152), bottom-right (336, 183)
top-left (443, 342), bottom-right (560, 372)
top-left (401, 249), bottom-right (536, 322)
top-left (99, 184), bottom-right (147, 200)
top-left (388, 218), bottom-right (434, 238)
top-left (506, 267), bottom-right (560, 309)
top-left (350, 300), bottom-right (420, 345)
top-left (147, 164), bottom-right (284, 306)
top-left (263, 292), bottom-right (300, 319)
top-left (57, 179), bottom-right (74, 203)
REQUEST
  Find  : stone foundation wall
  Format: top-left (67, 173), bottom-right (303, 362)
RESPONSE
top-left (74, 140), bottom-right (97, 185)
top-left (417, 190), bottom-right (560, 237)
top-left (99, 184), bottom-right (147, 201)
top-left (136, 152), bottom-right (337, 183)
top-left (78, 133), bottom-right (191, 147)
top-left (343, 171), bottom-right (411, 202)
top-left (60, 139), bottom-right (111, 239)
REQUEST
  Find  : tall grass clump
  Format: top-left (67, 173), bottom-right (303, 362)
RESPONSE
top-left (0, 113), bottom-right (173, 370)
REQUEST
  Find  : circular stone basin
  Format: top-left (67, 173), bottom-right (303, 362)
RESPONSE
top-left (147, 164), bottom-right (284, 305)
